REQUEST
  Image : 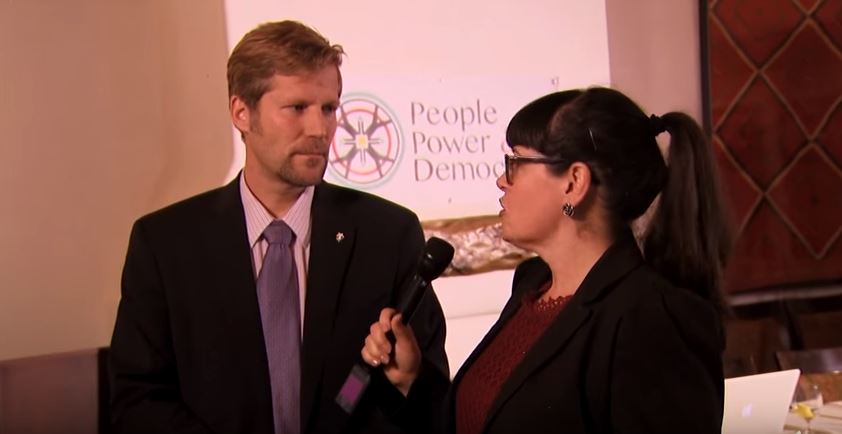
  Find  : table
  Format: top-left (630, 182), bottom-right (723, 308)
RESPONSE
top-left (785, 401), bottom-right (842, 433)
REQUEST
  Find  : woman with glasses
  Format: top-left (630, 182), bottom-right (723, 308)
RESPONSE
top-left (361, 87), bottom-right (731, 434)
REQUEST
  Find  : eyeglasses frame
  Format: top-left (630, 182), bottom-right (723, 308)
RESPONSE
top-left (503, 154), bottom-right (568, 185)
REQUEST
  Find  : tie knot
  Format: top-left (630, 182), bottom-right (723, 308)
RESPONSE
top-left (262, 220), bottom-right (295, 246)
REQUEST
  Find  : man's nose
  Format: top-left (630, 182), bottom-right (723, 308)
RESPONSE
top-left (304, 110), bottom-right (330, 138)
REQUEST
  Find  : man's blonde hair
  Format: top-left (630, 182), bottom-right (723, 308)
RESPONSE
top-left (227, 21), bottom-right (345, 108)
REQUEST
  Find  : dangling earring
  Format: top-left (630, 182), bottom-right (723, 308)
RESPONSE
top-left (562, 202), bottom-right (575, 217)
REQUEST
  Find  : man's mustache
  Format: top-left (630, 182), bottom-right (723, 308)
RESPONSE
top-left (293, 140), bottom-right (329, 154)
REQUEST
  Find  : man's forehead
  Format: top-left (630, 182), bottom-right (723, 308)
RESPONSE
top-left (264, 70), bottom-right (341, 97)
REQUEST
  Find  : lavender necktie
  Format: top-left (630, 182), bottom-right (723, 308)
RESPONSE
top-left (257, 220), bottom-right (301, 434)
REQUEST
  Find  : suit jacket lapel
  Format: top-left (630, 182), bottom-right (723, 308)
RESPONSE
top-left (300, 183), bottom-right (355, 429)
top-left (200, 176), bottom-right (276, 422)
top-left (479, 263), bottom-right (591, 430)
top-left (480, 232), bottom-right (645, 431)
top-left (203, 176), bottom-right (264, 340)
top-left (446, 260), bottom-right (551, 432)
top-left (451, 261), bottom-right (550, 389)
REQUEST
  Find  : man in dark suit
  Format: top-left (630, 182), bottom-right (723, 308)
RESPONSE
top-left (109, 20), bottom-right (448, 434)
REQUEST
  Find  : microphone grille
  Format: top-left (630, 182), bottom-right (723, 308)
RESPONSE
top-left (418, 237), bottom-right (454, 281)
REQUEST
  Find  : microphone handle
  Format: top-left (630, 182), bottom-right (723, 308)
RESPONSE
top-left (393, 274), bottom-right (430, 324)
top-left (335, 274), bottom-right (432, 414)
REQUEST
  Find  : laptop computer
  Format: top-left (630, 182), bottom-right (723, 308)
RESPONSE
top-left (722, 369), bottom-right (800, 434)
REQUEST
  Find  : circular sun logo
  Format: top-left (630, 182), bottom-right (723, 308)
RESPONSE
top-left (328, 94), bottom-right (403, 187)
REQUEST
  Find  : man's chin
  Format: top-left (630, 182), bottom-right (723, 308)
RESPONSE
top-left (281, 166), bottom-right (327, 187)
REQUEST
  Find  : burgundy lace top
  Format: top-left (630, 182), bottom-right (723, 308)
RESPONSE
top-left (455, 288), bottom-right (572, 434)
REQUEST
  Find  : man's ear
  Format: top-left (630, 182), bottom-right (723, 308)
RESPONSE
top-left (230, 95), bottom-right (251, 134)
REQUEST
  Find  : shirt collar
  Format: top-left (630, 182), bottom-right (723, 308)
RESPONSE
top-left (239, 172), bottom-right (313, 247)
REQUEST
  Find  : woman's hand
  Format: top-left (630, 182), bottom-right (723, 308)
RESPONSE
top-left (360, 307), bottom-right (422, 396)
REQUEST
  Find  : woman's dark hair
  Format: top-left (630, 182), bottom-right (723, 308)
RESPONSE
top-left (506, 87), bottom-right (732, 311)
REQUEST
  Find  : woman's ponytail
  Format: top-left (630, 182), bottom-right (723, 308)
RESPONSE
top-left (642, 112), bottom-right (733, 312)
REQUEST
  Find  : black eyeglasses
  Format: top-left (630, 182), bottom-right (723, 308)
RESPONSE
top-left (504, 154), bottom-right (567, 185)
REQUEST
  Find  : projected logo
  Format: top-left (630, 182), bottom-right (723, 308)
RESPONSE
top-left (328, 94), bottom-right (403, 188)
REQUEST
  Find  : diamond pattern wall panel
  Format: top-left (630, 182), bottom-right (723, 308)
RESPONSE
top-left (708, 0), bottom-right (842, 292)
top-left (769, 148), bottom-right (842, 255)
top-left (820, 103), bottom-right (842, 166)
top-left (815, 0), bottom-right (842, 50)
top-left (714, 0), bottom-right (804, 66)
top-left (710, 19), bottom-right (755, 125)
top-left (798, 0), bottom-right (821, 11)
top-left (717, 78), bottom-right (806, 188)
top-left (713, 137), bottom-right (762, 228)
top-left (766, 23), bottom-right (842, 135)
top-left (725, 202), bottom-right (817, 289)
top-left (726, 202), bottom-right (842, 290)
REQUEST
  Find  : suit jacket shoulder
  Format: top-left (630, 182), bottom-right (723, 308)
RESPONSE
top-left (133, 181), bottom-right (239, 234)
top-left (314, 182), bottom-right (420, 226)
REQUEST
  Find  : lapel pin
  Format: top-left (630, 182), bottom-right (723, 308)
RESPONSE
top-left (336, 232), bottom-right (345, 243)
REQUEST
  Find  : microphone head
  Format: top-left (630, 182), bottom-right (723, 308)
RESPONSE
top-left (418, 237), bottom-right (455, 281)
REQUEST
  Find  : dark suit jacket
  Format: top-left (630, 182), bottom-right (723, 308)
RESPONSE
top-left (408, 231), bottom-right (724, 434)
top-left (109, 178), bottom-right (448, 434)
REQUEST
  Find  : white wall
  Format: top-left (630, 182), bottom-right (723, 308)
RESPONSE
top-left (0, 0), bottom-right (231, 360)
top-left (606, 0), bottom-right (703, 121)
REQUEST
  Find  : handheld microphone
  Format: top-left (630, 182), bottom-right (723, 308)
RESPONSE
top-left (393, 236), bottom-right (454, 323)
top-left (335, 237), bottom-right (454, 414)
